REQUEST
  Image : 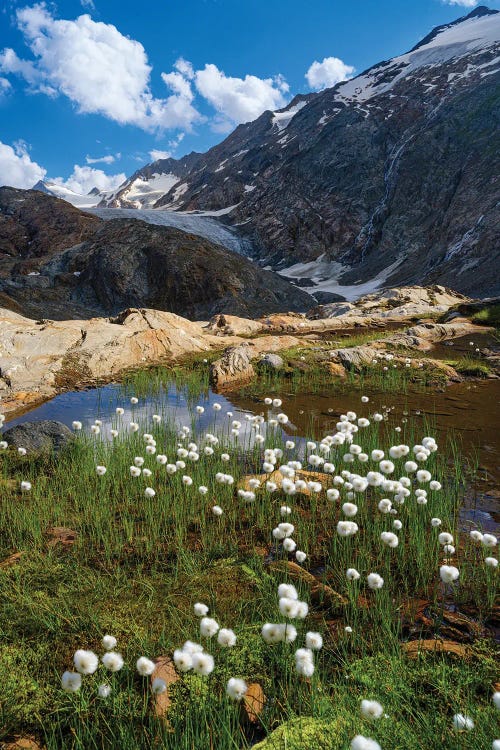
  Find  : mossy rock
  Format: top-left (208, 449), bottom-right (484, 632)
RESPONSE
top-left (252, 717), bottom-right (345, 749)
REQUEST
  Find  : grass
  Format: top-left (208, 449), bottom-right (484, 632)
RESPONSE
top-left (454, 358), bottom-right (492, 378)
top-left (471, 303), bottom-right (500, 329)
top-left (0, 372), bottom-right (498, 749)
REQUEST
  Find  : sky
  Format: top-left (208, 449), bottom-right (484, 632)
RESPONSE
top-left (0, 0), bottom-right (498, 194)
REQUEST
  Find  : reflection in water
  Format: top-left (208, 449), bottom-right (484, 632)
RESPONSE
top-left (2, 377), bottom-right (499, 529)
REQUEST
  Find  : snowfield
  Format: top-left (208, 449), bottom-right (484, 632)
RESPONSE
top-left (88, 208), bottom-right (252, 256)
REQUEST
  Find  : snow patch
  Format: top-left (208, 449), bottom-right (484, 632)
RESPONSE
top-left (271, 100), bottom-right (308, 131)
top-left (279, 256), bottom-right (403, 301)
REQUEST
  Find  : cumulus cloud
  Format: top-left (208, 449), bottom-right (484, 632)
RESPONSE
top-left (0, 77), bottom-right (11, 95)
top-left (0, 4), bottom-right (201, 132)
top-left (149, 149), bottom-right (171, 161)
top-left (305, 56), bottom-right (355, 91)
top-left (443, 0), bottom-right (478, 7)
top-left (194, 64), bottom-right (289, 126)
top-left (85, 154), bottom-right (118, 165)
top-left (52, 165), bottom-right (126, 194)
top-left (0, 139), bottom-right (46, 188)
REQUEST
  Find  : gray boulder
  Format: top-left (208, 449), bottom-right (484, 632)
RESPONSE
top-left (1, 420), bottom-right (74, 454)
top-left (257, 353), bottom-right (284, 371)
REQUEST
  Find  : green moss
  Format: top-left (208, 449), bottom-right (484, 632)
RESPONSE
top-left (252, 717), bottom-right (346, 750)
top-left (454, 358), bottom-right (491, 378)
top-left (471, 304), bottom-right (500, 328)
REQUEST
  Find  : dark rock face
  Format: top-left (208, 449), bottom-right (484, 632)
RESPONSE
top-left (103, 9), bottom-right (500, 298)
top-left (0, 187), bottom-right (99, 273)
top-left (0, 189), bottom-right (312, 320)
top-left (1, 420), bottom-right (74, 453)
top-left (67, 219), bottom-right (313, 319)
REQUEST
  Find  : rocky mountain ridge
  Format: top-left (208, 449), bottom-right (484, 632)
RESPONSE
top-left (97, 6), bottom-right (500, 298)
top-left (0, 187), bottom-right (312, 320)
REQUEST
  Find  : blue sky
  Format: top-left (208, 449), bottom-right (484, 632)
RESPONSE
top-left (1, 0), bottom-right (498, 193)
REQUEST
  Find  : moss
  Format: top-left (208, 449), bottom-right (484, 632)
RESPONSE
top-left (252, 717), bottom-right (346, 750)
top-left (0, 641), bottom-right (57, 737)
top-left (454, 359), bottom-right (491, 378)
top-left (471, 303), bottom-right (500, 328)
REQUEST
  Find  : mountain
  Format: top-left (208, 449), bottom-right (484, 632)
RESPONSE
top-left (0, 187), bottom-right (312, 320)
top-left (33, 180), bottom-right (110, 208)
top-left (101, 6), bottom-right (500, 298)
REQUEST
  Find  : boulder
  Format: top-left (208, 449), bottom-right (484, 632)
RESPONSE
top-left (1, 420), bottom-right (74, 454)
top-left (257, 353), bottom-right (284, 371)
top-left (205, 314), bottom-right (263, 337)
top-left (209, 344), bottom-right (255, 390)
top-left (331, 346), bottom-right (380, 370)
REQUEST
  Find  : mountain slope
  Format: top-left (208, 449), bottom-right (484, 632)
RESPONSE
top-left (0, 187), bottom-right (312, 320)
top-left (104, 6), bottom-right (500, 297)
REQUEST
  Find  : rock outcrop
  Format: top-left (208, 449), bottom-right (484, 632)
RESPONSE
top-left (0, 188), bottom-right (313, 321)
top-left (209, 344), bottom-right (255, 390)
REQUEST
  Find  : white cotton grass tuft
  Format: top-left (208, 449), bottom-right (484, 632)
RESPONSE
top-left (191, 652), bottom-right (215, 676)
top-left (452, 713), bottom-right (474, 730)
top-left (136, 657), bottom-right (156, 676)
top-left (440, 565), bottom-right (459, 584)
top-left (360, 699), bottom-right (384, 719)
top-left (217, 628), bottom-right (237, 647)
top-left (200, 617), bottom-right (219, 637)
top-left (61, 671), bottom-right (82, 692)
top-left (226, 677), bottom-right (247, 700)
top-left (152, 678), bottom-right (167, 695)
top-left (367, 573), bottom-right (384, 590)
top-left (73, 649), bottom-right (99, 675)
top-left (346, 568), bottom-right (361, 581)
top-left (173, 649), bottom-right (193, 672)
top-left (194, 602), bottom-right (209, 616)
top-left (350, 736), bottom-right (381, 750)
top-left (101, 651), bottom-right (124, 672)
top-left (98, 683), bottom-right (111, 698)
top-left (102, 634), bottom-right (117, 651)
top-left (305, 631), bottom-right (323, 650)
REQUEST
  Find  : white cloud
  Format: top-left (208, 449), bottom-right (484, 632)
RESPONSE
top-left (194, 63), bottom-right (289, 125)
top-left (443, 0), bottom-right (478, 7)
top-left (85, 154), bottom-right (117, 164)
top-left (52, 165), bottom-right (126, 194)
top-left (174, 58), bottom-right (194, 79)
top-left (0, 139), bottom-right (46, 188)
top-left (305, 56), bottom-right (356, 91)
top-left (80, 0), bottom-right (95, 9)
top-left (149, 149), bottom-right (171, 161)
top-left (0, 4), bottom-right (201, 132)
top-left (0, 77), bottom-right (11, 95)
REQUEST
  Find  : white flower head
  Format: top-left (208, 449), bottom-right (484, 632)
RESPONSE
top-left (73, 649), bottom-right (99, 675)
top-left (102, 634), bottom-right (117, 651)
top-left (200, 617), bottom-right (219, 637)
top-left (136, 657), bottom-right (156, 676)
top-left (226, 677), bottom-right (247, 700)
top-left (61, 671), bottom-right (82, 692)
top-left (102, 651), bottom-right (124, 672)
top-left (191, 652), bottom-right (215, 676)
top-left (453, 713), bottom-right (474, 731)
top-left (367, 573), bottom-right (384, 590)
top-left (218, 628), bottom-right (237, 647)
top-left (360, 699), bottom-right (383, 719)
